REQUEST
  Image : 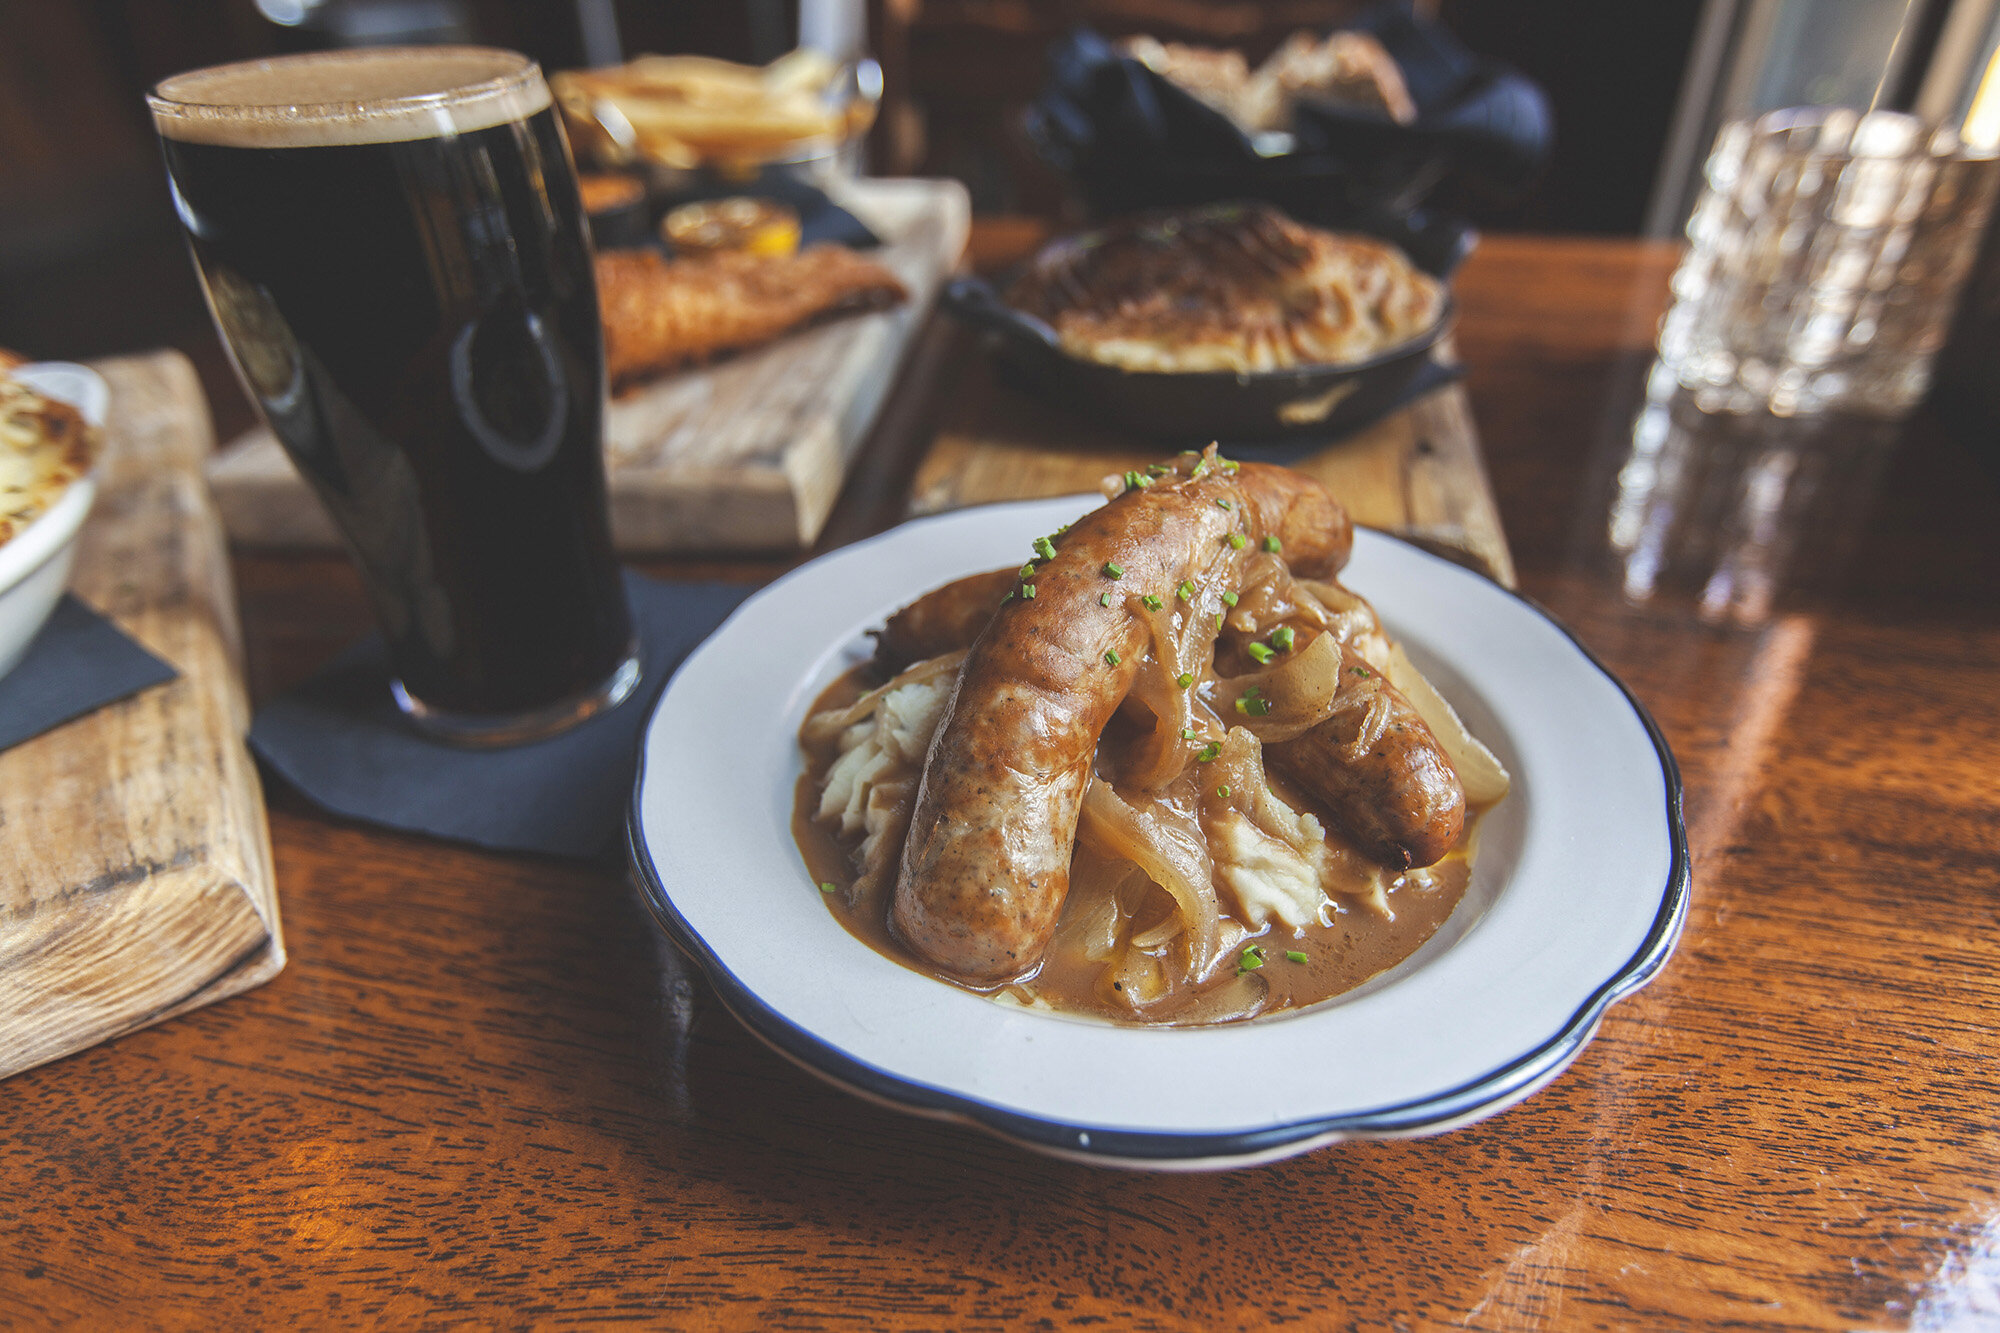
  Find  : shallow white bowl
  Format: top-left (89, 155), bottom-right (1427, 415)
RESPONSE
top-left (0, 363), bottom-right (108, 681)
top-left (630, 496), bottom-right (1689, 1169)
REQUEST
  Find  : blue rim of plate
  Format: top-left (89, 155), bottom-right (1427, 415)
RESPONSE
top-left (627, 530), bottom-right (1689, 1167)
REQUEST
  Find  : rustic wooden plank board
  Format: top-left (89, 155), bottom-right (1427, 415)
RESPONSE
top-left (909, 347), bottom-right (1516, 587)
top-left (204, 177), bottom-right (971, 554)
top-left (0, 351), bottom-right (281, 1080)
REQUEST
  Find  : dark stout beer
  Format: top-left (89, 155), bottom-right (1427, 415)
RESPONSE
top-left (151, 48), bottom-right (636, 741)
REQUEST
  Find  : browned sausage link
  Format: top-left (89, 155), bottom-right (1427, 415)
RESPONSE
top-left (871, 567), bottom-right (1017, 677)
top-left (1235, 464), bottom-right (1352, 579)
top-left (892, 462), bottom-right (1347, 982)
top-left (1265, 652), bottom-right (1465, 870)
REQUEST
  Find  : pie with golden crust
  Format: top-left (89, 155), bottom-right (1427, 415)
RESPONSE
top-left (1006, 204), bottom-right (1445, 375)
top-left (0, 369), bottom-right (94, 546)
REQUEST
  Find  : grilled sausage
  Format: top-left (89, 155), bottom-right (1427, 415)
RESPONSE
top-left (892, 461), bottom-right (1349, 982)
top-left (872, 567), bottom-right (1016, 677)
top-left (1266, 650), bottom-right (1465, 869)
top-left (871, 464), bottom-right (1353, 679)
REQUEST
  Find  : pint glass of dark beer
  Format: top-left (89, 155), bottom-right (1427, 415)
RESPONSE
top-left (149, 48), bottom-right (638, 744)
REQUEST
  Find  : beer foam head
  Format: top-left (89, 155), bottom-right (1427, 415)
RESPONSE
top-left (150, 46), bottom-right (551, 147)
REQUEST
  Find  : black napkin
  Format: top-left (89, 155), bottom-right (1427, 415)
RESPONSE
top-left (652, 168), bottom-right (880, 250)
top-left (1025, 2), bottom-right (1552, 222)
top-left (0, 595), bottom-right (177, 753)
top-left (248, 573), bottom-right (754, 859)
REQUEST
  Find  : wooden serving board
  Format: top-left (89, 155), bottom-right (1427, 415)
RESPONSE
top-left (909, 349), bottom-right (1517, 587)
top-left (0, 352), bottom-right (281, 1080)
top-left (205, 176), bottom-right (971, 554)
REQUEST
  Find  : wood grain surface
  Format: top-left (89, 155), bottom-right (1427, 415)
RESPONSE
top-left (5, 236), bottom-right (2000, 1329)
top-left (0, 352), bottom-right (279, 1080)
top-left (908, 349), bottom-right (1516, 586)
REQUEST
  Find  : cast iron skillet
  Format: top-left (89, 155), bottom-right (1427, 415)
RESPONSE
top-left (940, 208), bottom-right (1469, 443)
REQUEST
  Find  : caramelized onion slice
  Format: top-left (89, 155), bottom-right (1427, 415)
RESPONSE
top-left (1117, 596), bottom-right (1217, 791)
top-left (1054, 851), bottom-right (1137, 964)
top-left (1095, 945), bottom-right (1169, 1011)
top-left (1296, 578), bottom-right (1393, 670)
top-left (1212, 630), bottom-right (1344, 743)
top-left (1174, 970), bottom-right (1270, 1025)
top-left (1077, 778), bottom-right (1224, 976)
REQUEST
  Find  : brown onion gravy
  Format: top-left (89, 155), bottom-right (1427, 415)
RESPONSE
top-left (794, 663), bottom-right (1483, 1026)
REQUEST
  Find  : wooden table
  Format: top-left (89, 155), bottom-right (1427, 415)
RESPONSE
top-left (6, 233), bottom-right (1999, 1329)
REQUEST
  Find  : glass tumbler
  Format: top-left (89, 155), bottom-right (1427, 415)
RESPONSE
top-left (1601, 108), bottom-right (1999, 624)
top-left (1660, 107), bottom-right (1999, 419)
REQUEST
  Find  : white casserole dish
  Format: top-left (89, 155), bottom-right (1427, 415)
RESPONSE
top-left (0, 363), bottom-right (108, 681)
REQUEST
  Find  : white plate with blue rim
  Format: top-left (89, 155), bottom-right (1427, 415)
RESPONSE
top-left (629, 495), bottom-right (1688, 1170)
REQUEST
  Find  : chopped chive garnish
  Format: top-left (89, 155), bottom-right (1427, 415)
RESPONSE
top-left (1221, 590), bottom-right (1239, 607)
top-left (1271, 626), bottom-right (1296, 651)
top-left (1247, 642), bottom-right (1275, 665)
top-left (1350, 665), bottom-right (1371, 677)
top-left (1122, 470), bottom-right (1152, 491)
top-left (1196, 742), bottom-right (1221, 762)
top-left (1102, 562), bottom-right (1124, 578)
top-left (1104, 649), bottom-right (1121, 666)
top-left (1022, 583), bottom-right (1037, 599)
top-left (1262, 535), bottom-right (1282, 553)
top-left (1148, 463), bottom-right (1170, 476)
top-left (1100, 591), bottom-right (1112, 607)
top-left (1286, 950), bottom-right (1309, 964)
top-left (1181, 727), bottom-right (1197, 741)
top-left (1228, 534), bottom-right (1248, 550)
top-left (1239, 945), bottom-right (1265, 971)
top-left (1001, 590), bottom-right (1014, 604)
top-left (1191, 458), bottom-right (1210, 479)
top-left (819, 882), bottom-right (838, 894)
top-left (1221, 458), bottom-right (1240, 473)
top-left (1214, 612), bottom-right (1225, 630)
top-left (1176, 579), bottom-right (1195, 603)
top-left (1214, 498), bottom-right (1231, 510)
top-left (1238, 695), bottom-right (1271, 716)
top-left (1176, 671), bottom-right (1194, 689)
top-left (1057, 524), bottom-right (1069, 534)
top-left (1033, 537), bottom-right (1057, 561)
top-left (1141, 594), bottom-right (1163, 611)
top-left (1217, 785), bottom-right (1231, 798)
top-left (1019, 562), bottom-right (1037, 579)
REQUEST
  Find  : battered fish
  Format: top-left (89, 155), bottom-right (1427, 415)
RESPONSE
top-left (596, 244), bottom-right (907, 391)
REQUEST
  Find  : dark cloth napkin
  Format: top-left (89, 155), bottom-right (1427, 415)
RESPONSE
top-left (248, 573), bottom-right (754, 859)
top-left (1025, 1), bottom-right (1553, 224)
top-left (0, 595), bottom-right (177, 753)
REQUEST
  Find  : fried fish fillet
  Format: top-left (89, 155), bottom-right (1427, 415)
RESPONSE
top-left (596, 244), bottom-right (908, 391)
top-left (1007, 203), bottom-right (1444, 374)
